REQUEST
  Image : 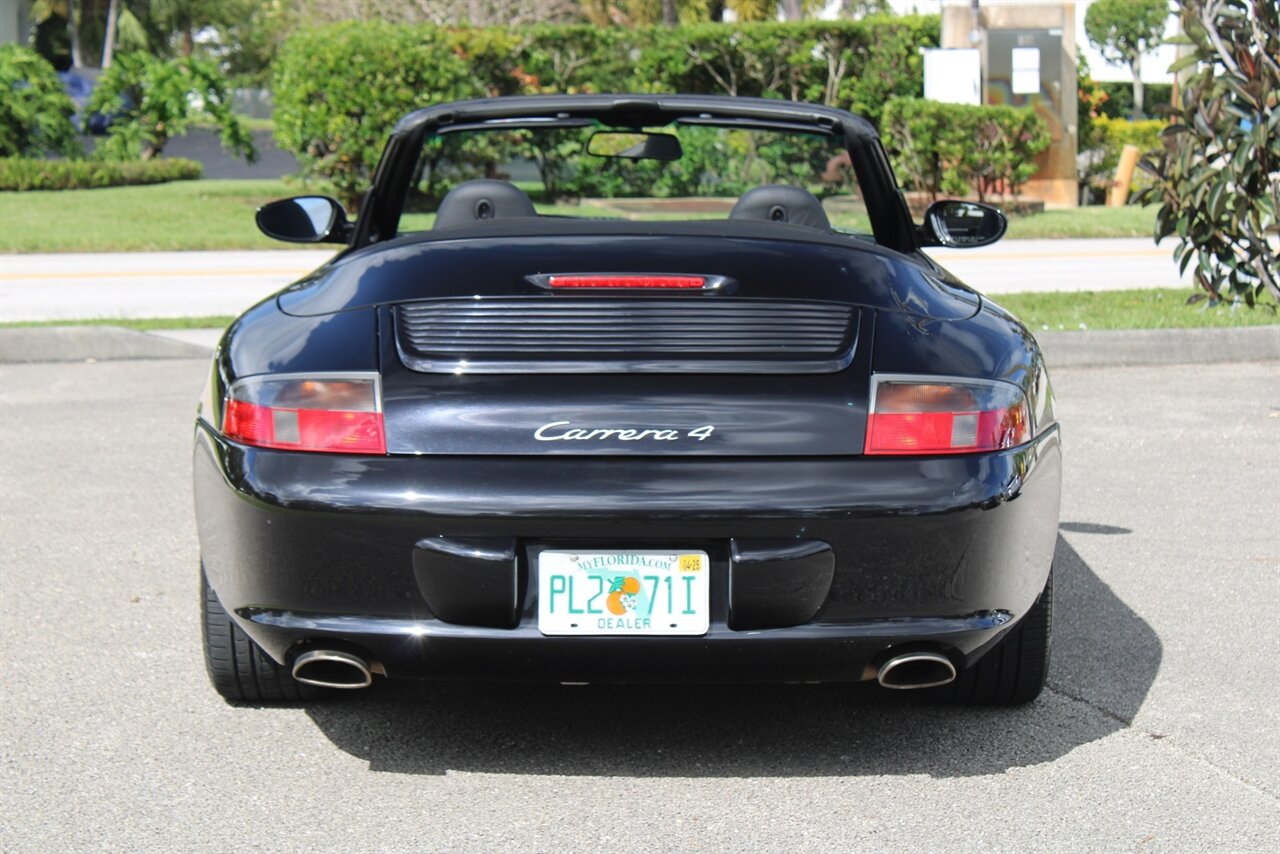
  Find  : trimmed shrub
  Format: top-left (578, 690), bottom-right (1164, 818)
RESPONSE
top-left (881, 97), bottom-right (1050, 202)
top-left (86, 53), bottom-right (255, 164)
top-left (0, 44), bottom-right (81, 159)
top-left (1081, 115), bottom-right (1165, 197)
top-left (273, 16), bottom-right (939, 208)
top-left (0, 157), bottom-right (202, 191)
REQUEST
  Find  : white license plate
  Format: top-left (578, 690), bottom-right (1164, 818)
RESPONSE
top-left (537, 550), bottom-right (710, 636)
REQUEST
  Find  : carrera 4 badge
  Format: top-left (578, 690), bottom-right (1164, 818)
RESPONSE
top-left (534, 421), bottom-right (716, 442)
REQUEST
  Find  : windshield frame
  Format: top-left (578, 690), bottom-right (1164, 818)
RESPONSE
top-left (354, 94), bottom-right (918, 256)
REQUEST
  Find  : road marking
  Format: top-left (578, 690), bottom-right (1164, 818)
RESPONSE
top-left (933, 248), bottom-right (1170, 262)
top-left (0, 267), bottom-right (314, 281)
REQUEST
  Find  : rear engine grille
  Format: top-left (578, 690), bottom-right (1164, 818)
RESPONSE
top-left (396, 297), bottom-right (857, 374)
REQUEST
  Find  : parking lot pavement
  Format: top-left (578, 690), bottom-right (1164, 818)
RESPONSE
top-left (1, 358), bottom-right (1276, 851)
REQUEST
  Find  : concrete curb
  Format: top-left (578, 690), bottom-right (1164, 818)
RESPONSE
top-left (1037, 325), bottom-right (1279, 367)
top-left (1, 324), bottom-right (1277, 367)
top-left (0, 326), bottom-right (214, 363)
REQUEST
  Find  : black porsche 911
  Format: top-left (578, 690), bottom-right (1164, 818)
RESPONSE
top-left (195, 94), bottom-right (1060, 706)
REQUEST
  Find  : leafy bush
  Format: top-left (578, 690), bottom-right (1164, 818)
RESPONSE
top-left (0, 157), bottom-right (201, 191)
top-left (1079, 116), bottom-right (1166, 198)
top-left (0, 44), bottom-right (81, 159)
top-left (86, 53), bottom-right (255, 163)
top-left (1137, 0), bottom-right (1279, 307)
top-left (881, 98), bottom-right (1050, 202)
top-left (272, 16), bottom-right (939, 208)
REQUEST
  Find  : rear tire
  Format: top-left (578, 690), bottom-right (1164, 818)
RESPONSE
top-left (201, 564), bottom-right (320, 703)
top-left (934, 567), bottom-right (1053, 705)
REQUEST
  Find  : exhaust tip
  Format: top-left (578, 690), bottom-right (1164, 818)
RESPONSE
top-left (292, 649), bottom-right (373, 689)
top-left (877, 652), bottom-right (957, 690)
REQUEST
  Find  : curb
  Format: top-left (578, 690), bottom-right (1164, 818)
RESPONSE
top-left (0, 324), bottom-right (1277, 367)
top-left (0, 326), bottom-right (214, 363)
top-left (1036, 325), bottom-right (1279, 367)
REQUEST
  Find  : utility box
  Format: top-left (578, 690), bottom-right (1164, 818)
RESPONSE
top-left (941, 1), bottom-right (1079, 207)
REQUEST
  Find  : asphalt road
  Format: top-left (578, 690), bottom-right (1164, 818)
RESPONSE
top-left (0, 238), bottom-right (1187, 322)
top-left (1, 358), bottom-right (1277, 851)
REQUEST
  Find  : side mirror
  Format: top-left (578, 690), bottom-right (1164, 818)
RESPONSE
top-left (255, 196), bottom-right (352, 244)
top-left (920, 200), bottom-right (1007, 249)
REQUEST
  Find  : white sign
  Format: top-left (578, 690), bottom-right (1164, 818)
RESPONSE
top-left (923, 48), bottom-right (981, 105)
top-left (1012, 47), bottom-right (1041, 95)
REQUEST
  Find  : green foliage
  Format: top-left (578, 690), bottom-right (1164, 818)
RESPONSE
top-left (1093, 81), bottom-right (1173, 119)
top-left (1083, 0), bottom-right (1168, 66)
top-left (0, 156), bottom-right (201, 190)
top-left (881, 97), bottom-right (1050, 203)
top-left (1084, 0), bottom-right (1169, 119)
top-left (1080, 116), bottom-right (1166, 197)
top-left (272, 16), bottom-right (939, 208)
top-left (85, 52), bottom-right (256, 163)
top-left (0, 44), bottom-right (81, 159)
top-left (1136, 0), bottom-right (1279, 306)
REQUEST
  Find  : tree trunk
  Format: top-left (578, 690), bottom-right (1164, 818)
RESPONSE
top-left (1131, 53), bottom-right (1144, 121)
top-left (67, 0), bottom-right (84, 68)
top-left (102, 0), bottom-right (120, 68)
top-left (180, 28), bottom-right (194, 57)
top-left (780, 0), bottom-right (804, 20)
top-left (661, 0), bottom-right (677, 25)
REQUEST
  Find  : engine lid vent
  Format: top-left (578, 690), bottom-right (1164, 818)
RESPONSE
top-left (395, 296), bottom-right (857, 374)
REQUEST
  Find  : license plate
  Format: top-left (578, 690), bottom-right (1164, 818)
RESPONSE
top-left (537, 550), bottom-right (710, 636)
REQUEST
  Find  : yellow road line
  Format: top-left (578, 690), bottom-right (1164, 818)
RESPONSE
top-left (0, 267), bottom-right (313, 281)
top-left (934, 248), bottom-right (1170, 262)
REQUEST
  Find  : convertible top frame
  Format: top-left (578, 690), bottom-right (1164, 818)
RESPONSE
top-left (352, 94), bottom-right (919, 255)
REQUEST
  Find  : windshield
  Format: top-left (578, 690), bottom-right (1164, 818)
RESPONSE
top-left (397, 121), bottom-right (872, 237)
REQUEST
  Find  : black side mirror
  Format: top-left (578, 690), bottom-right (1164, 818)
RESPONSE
top-left (256, 196), bottom-right (352, 244)
top-left (919, 200), bottom-right (1007, 249)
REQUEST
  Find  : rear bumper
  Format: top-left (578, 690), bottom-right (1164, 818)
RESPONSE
top-left (194, 423), bottom-right (1061, 683)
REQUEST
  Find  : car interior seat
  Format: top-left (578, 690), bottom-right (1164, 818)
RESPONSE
top-left (728, 185), bottom-right (831, 231)
top-left (433, 180), bottom-right (537, 230)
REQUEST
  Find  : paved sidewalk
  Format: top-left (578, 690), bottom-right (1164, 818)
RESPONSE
top-left (0, 238), bottom-right (1187, 323)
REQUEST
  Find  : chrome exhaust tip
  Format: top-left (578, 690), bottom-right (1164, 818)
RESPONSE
top-left (876, 652), bottom-right (957, 690)
top-left (291, 649), bottom-right (373, 689)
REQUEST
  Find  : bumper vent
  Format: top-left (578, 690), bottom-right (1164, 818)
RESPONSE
top-left (396, 297), bottom-right (857, 374)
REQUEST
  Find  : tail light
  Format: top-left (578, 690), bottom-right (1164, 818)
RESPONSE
top-left (865, 375), bottom-right (1031, 455)
top-left (222, 373), bottom-right (385, 454)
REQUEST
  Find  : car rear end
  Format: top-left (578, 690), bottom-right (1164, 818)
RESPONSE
top-left (193, 230), bottom-right (1061, 693)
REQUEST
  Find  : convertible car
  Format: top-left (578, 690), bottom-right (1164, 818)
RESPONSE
top-left (195, 94), bottom-right (1060, 705)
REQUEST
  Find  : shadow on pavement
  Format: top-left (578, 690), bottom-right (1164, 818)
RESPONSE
top-left (306, 534), bottom-right (1161, 777)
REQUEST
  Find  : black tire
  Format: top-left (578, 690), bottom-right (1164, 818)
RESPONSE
top-left (201, 564), bottom-right (320, 703)
top-left (933, 567), bottom-right (1053, 705)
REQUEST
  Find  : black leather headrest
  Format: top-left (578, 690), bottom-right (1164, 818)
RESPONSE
top-left (433, 180), bottom-right (536, 230)
top-left (729, 185), bottom-right (830, 231)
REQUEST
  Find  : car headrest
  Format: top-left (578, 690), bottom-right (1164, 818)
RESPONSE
top-left (729, 185), bottom-right (831, 231)
top-left (433, 180), bottom-right (536, 230)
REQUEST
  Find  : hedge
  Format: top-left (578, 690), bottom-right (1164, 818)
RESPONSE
top-left (1082, 115), bottom-right (1166, 196)
top-left (273, 16), bottom-right (939, 207)
top-left (881, 97), bottom-right (1050, 202)
top-left (0, 157), bottom-right (203, 191)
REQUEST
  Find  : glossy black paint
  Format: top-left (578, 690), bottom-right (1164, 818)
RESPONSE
top-left (196, 95), bottom-right (1062, 686)
top-left (193, 422), bottom-right (1060, 682)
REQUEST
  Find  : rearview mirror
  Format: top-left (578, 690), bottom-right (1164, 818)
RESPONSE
top-left (586, 131), bottom-right (683, 162)
top-left (256, 196), bottom-right (352, 244)
top-left (920, 200), bottom-right (1007, 249)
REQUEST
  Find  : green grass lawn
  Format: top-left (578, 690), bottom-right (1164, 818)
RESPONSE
top-left (0, 180), bottom-right (294, 253)
top-left (1003, 205), bottom-right (1157, 239)
top-left (992, 288), bottom-right (1277, 332)
top-left (6, 288), bottom-right (1274, 334)
top-left (2, 179), bottom-right (1160, 253)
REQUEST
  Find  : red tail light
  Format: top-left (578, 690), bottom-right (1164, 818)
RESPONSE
top-left (865, 376), bottom-right (1030, 455)
top-left (547, 275), bottom-right (706, 289)
top-left (222, 374), bottom-right (385, 454)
